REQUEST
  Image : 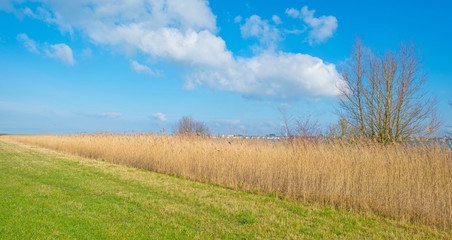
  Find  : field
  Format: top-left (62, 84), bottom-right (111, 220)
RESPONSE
top-left (2, 133), bottom-right (451, 230)
top-left (1, 140), bottom-right (451, 239)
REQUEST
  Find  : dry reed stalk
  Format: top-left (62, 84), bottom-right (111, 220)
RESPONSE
top-left (2, 134), bottom-right (451, 228)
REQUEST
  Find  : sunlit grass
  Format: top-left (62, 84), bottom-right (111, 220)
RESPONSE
top-left (2, 133), bottom-right (451, 228)
top-left (1, 140), bottom-right (451, 238)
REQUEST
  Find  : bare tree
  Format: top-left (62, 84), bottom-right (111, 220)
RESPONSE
top-left (174, 116), bottom-right (209, 136)
top-left (295, 114), bottom-right (322, 137)
top-left (326, 117), bottom-right (355, 139)
top-left (278, 107), bottom-right (293, 138)
top-left (338, 38), bottom-right (439, 143)
top-left (279, 108), bottom-right (322, 139)
top-left (448, 101), bottom-right (452, 136)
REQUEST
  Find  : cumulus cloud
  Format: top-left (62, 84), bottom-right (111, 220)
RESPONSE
top-left (188, 51), bottom-right (341, 99)
top-left (17, 33), bottom-right (39, 53)
top-left (24, 0), bottom-right (215, 34)
top-left (7, 1), bottom-right (342, 100)
top-left (240, 15), bottom-right (281, 50)
top-left (45, 43), bottom-right (74, 65)
top-left (130, 60), bottom-right (154, 75)
top-left (286, 6), bottom-right (337, 44)
top-left (148, 113), bottom-right (167, 122)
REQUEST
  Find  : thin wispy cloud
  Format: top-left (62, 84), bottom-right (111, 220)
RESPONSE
top-left (148, 113), bottom-right (168, 122)
top-left (81, 48), bottom-right (92, 58)
top-left (22, 7), bottom-right (38, 18)
top-left (130, 60), bottom-right (154, 75)
top-left (88, 112), bottom-right (122, 119)
top-left (0, 100), bottom-right (72, 117)
top-left (17, 33), bottom-right (74, 65)
top-left (272, 15), bottom-right (282, 25)
top-left (234, 16), bottom-right (242, 23)
top-left (17, 33), bottom-right (39, 54)
top-left (240, 15), bottom-right (281, 50)
top-left (213, 119), bottom-right (242, 125)
top-left (286, 5), bottom-right (338, 44)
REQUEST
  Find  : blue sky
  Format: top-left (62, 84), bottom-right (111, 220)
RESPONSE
top-left (1, 0), bottom-right (451, 135)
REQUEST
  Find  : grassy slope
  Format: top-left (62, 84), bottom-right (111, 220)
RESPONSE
top-left (0, 140), bottom-right (449, 239)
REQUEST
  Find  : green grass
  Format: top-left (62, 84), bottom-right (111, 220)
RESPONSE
top-left (0, 140), bottom-right (449, 239)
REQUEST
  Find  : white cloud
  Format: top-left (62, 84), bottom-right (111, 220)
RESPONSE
top-left (130, 60), bottom-right (154, 75)
top-left (17, 33), bottom-right (74, 65)
top-left (240, 15), bottom-right (281, 49)
top-left (272, 15), bottom-right (282, 25)
top-left (22, 7), bottom-right (38, 18)
top-left (28, 0), bottom-right (215, 34)
top-left (110, 27), bottom-right (233, 68)
top-left (188, 51), bottom-right (341, 99)
top-left (19, 6), bottom-right (60, 27)
top-left (45, 43), bottom-right (74, 65)
top-left (8, 1), bottom-right (343, 100)
top-left (285, 8), bottom-right (300, 18)
top-left (234, 15), bottom-right (242, 23)
top-left (148, 113), bottom-right (167, 122)
top-left (286, 6), bottom-right (337, 44)
top-left (17, 33), bottom-right (39, 53)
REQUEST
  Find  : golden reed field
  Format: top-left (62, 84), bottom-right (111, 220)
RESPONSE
top-left (2, 133), bottom-right (451, 228)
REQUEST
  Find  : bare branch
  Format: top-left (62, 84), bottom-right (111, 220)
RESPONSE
top-left (174, 116), bottom-right (209, 136)
top-left (337, 39), bottom-right (437, 143)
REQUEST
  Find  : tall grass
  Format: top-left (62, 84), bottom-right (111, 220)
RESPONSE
top-left (2, 133), bottom-right (451, 228)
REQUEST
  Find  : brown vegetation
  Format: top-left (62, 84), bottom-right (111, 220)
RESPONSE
top-left (173, 116), bottom-right (210, 136)
top-left (338, 39), bottom-right (439, 143)
top-left (2, 133), bottom-right (451, 228)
